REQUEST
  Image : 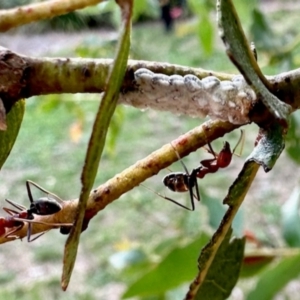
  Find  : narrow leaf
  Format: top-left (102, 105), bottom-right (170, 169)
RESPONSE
top-left (122, 234), bottom-right (209, 298)
top-left (241, 254), bottom-right (274, 278)
top-left (198, 17), bottom-right (214, 55)
top-left (186, 161), bottom-right (259, 299)
top-left (195, 229), bottom-right (245, 300)
top-left (282, 187), bottom-right (300, 247)
top-left (61, 0), bottom-right (133, 290)
top-left (223, 161), bottom-right (260, 207)
top-left (0, 99), bottom-right (25, 168)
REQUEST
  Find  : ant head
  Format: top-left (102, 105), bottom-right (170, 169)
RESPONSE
top-left (30, 198), bottom-right (62, 216)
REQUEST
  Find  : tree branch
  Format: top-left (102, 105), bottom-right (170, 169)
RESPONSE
top-left (0, 119), bottom-right (239, 244)
top-left (0, 47), bottom-right (299, 126)
top-left (0, 0), bottom-right (106, 32)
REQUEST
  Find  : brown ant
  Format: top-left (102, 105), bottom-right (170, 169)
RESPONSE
top-left (194, 129), bottom-right (244, 179)
top-left (0, 180), bottom-right (72, 242)
top-left (142, 145), bottom-right (201, 211)
top-left (161, 130), bottom-right (244, 210)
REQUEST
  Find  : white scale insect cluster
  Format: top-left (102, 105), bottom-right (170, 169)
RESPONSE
top-left (119, 68), bottom-right (257, 124)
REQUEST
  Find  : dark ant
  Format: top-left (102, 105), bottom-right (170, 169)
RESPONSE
top-left (161, 150), bottom-right (201, 211)
top-left (142, 145), bottom-right (201, 211)
top-left (0, 180), bottom-right (72, 242)
top-left (161, 130), bottom-right (244, 210)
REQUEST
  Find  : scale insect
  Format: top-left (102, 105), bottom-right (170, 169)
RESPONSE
top-left (157, 130), bottom-right (244, 210)
top-left (0, 180), bottom-right (72, 242)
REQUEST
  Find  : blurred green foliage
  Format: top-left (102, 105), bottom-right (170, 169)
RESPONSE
top-left (0, 0), bottom-right (28, 9)
top-left (2, 1), bottom-right (300, 300)
top-left (250, 8), bottom-right (300, 72)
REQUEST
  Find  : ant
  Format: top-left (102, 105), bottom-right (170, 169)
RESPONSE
top-left (160, 130), bottom-right (244, 210)
top-left (161, 151), bottom-right (201, 211)
top-left (141, 148), bottom-right (201, 211)
top-left (194, 129), bottom-right (244, 179)
top-left (0, 180), bottom-right (72, 242)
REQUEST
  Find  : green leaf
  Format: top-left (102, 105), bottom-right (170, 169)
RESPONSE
top-left (246, 124), bottom-right (285, 172)
top-left (132, 0), bottom-right (147, 21)
top-left (285, 113), bottom-right (300, 164)
top-left (250, 8), bottom-right (278, 51)
top-left (0, 99), bottom-right (25, 169)
top-left (202, 194), bottom-right (226, 229)
top-left (106, 106), bottom-right (125, 157)
top-left (223, 161), bottom-right (260, 207)
top-left (233, 0), bottom-right (258, 29)
top-left (195, 229), bottom-right (245, 300)
top-left (197, 16), bottom-right (214, 55)
top-left (187, 161), bottom-right (259, 298)
top-left (188, 0), bottom-right (214, 55)
top-left (282, 187), bottom-right (300, 247)
top-left (109, 249), bottom-right (147, 269)
top-left (247, 253), bottom-right (300, 300)
top-left (217, 0), bottom-right (291, 124)
top-left (122, 233), bottom-right (209, 298)
top-left (202, 194), bottom-right (244, 236)
top-left (61, 0), bottom-right (133, 291)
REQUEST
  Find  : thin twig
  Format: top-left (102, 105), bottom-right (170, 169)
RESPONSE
top-left (0, 119), bottom-right (239, 244)
top-left (0, 0), bottom-right (106, 32)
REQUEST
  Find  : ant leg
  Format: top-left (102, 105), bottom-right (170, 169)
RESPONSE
top-left (5, 199), bottom-right (27, 211)
top-left (190, 170), bottom-right (201, 203)
top-left (5, 224), bottom-right (24, 239)
top-left (28, 231), bottom-right (47, 242)
top-left (199, 142), bottom-right (219, 172)
top-left (3, 207), bottom-right (22, 216)
top-left (141, 184), bottom-right (195, 211)
top-left (27, 222), bottom-right (32, 242)
top-left (232, 129), bottom-right (245, 156)
top-left (26, 180), bottom-right (34, 204)
top-left (203, 142), bottom-right (218, 158)
top-left (10, 217), bottom-right (72, 242)
top-left (170, 144), bottom-right (200, 208)
top-left (170, 143), bottom-right (190, 175)
top-left (162, 195), bottom-right (195, 211)
top-left (27, 180), bottom-right (64, 203)
top-left (27, 180), bottom-right (51, 195)
top-left (27, 221), bottom-right (48, 242)
top-left (12, 217), bottom-right (73, 227)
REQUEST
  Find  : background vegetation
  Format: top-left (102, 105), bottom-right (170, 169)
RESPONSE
top-left (1, 0), bottom-right (300, 299)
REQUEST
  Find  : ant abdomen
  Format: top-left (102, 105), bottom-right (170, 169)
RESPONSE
top-left (163, 172), bottom-right (190, 193)
top-left (30, 198), bottom-right (62, 215)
